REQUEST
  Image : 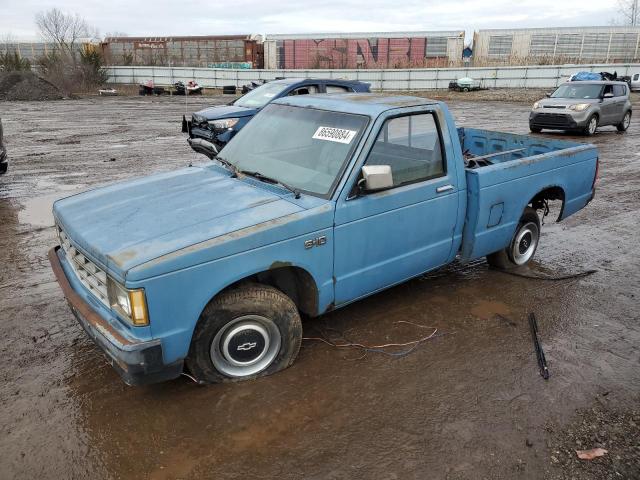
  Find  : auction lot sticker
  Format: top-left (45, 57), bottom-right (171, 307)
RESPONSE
top-left (312, 126), bottom-right (357, 144)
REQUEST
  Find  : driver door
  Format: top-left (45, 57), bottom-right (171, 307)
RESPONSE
top-left (333, 111), bottom-right (459, 304)
top-left (600, 84), bottom-right (616, 125)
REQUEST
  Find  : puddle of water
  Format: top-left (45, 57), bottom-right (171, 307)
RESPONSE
top-left (18, 187), bottom-right (84, 227)
top-left (469, 299), bottom-right (512, 320)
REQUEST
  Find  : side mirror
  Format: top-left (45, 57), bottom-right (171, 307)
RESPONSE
top-left (603, 92), bottom-right (614, 98)
top-left (360, 165), bottom-right (393, 192)
top-left (545, 93), bottom-right (551, 98)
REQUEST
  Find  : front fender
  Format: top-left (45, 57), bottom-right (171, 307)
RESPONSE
top-left (127, 228), bottom-right (334, 365)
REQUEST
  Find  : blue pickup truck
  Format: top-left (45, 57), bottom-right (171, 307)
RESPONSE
top-left (49, 94), bottom-right (598, 385)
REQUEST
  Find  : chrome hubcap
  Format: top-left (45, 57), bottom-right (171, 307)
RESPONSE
top-left (210, 315), bottom-right (281, 377)
top-left (511, 222), bottom-right (539, 265)
top-left (624, 113), bottom-right (631, 128)
top-left (589, 118), bottom-right (597, 134)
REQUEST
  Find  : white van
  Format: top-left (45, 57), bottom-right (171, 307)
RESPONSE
top-left (631, 73), bottom-right (640, 92)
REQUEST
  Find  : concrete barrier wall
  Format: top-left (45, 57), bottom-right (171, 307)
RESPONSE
top-left (106, 64), bottom-right (640, 90)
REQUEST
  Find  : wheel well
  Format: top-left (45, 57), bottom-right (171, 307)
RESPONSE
top-left (220, 266), bottom-right (319, 317)
top-left (529, 186), bottom-right (565, 222)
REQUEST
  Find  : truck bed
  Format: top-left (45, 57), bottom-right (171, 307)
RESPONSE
top-left (457, 128), bottom-right (598, 260)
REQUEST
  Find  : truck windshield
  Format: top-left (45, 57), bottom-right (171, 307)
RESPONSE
top-left (233, 83), bottom-right (290, 108)
top-left (551, 84), bottom-right (603, 99)
top-left (220, 104), bottom-right (368, 197)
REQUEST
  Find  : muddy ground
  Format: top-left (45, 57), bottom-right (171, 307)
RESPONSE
top-left (0, 94), bottom-right (639, 480)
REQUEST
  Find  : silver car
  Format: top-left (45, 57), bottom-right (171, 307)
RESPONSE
top-left (529, 81), bottom-right (632, 135)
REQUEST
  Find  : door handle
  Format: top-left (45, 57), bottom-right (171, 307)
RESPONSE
top-left (436, 185), bottom-right (454, 193)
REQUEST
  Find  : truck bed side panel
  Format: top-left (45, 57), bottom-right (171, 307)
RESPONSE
top-left (460, 131), bottom-right (597, 261)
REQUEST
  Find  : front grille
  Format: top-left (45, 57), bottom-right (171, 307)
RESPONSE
top-left (534, 113), bottom-right (573, 126)
top-left (190, 126), bottom-right (215, 140)
top-left (57, 225), bottom-right (109, 307)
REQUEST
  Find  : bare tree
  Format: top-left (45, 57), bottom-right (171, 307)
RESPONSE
top-left (1, 32), bottom-right (15, 55)
top-left (35, 8), bottom-right (97, 58)
top-left (33, 9), bottom-right (106, 94)
top-left (616, 0), bottom-right (640, 25)
top-left (104, 32), bottom-right (129, 40)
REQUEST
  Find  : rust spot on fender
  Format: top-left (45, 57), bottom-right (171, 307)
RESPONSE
top-left (269, 261), bottom-right (292, 270)
top-left (107, 250), bottom-right (138, 267)
top-left (108, 249), bottom-right (139, 269)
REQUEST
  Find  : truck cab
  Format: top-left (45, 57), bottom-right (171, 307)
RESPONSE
top-left (50, 94), bottom-right (598, 386)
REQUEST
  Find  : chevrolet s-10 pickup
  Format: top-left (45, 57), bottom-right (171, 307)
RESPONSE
top-left (49, 94), bottom-right (598, 385)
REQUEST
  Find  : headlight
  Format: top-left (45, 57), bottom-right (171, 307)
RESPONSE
top-left (191, 114), bottom-right (205, 124)
top-left (107, 278), bottom-right (149, 326)
top-left (533, 101), bottom-right (540, 109)
top-left (569, 103), bottom-right (590, 111)
top-left (208, 118), bottom-right (239, 130)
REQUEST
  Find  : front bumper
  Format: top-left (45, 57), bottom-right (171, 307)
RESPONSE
top-left (48, 247), bottom-right (183, 385)
top-left (187, 137), bottom-right (220, 159)
top-left (529, 110), bottom-right (591, 130)
top-left (187, 122), bottom-right (234, 156)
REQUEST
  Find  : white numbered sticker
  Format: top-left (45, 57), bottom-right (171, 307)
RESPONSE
top-left (312, 126), bottom-right (357, 144)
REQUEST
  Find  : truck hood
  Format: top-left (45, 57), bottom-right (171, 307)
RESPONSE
top-left (193, 104), bottom-right (256, 121)
top-left (53, 165), bottom-right (304, 281)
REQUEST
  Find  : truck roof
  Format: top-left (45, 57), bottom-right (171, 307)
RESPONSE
top-left (272, 93), bottom-right (438, 116)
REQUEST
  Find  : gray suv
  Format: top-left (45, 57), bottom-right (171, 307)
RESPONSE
top-left (530, 81), bottom-right (632, 135)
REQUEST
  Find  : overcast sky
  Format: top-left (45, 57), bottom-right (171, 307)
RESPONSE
top-left (0, 0), bottom-right (624, 41)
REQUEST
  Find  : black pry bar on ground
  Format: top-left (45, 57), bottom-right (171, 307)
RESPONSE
top-left (529, 312), bottom-right (549, 380)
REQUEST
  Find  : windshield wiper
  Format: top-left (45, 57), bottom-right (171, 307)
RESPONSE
top-left (215, 156), bottom-right (239, 177)
top-left (240, 170), bottom-right (301, 199)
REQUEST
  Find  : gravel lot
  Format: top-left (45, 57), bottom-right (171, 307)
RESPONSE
top-left (0, 93), bottom-right (639, 479)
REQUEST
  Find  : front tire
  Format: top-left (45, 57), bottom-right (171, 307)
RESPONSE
top-left (583, 114), bottom-right (598, 136)
top-left (487, 207), bottom-right (541, 269)
top-left (186, 284), bottom-right (302, 384)
top-left (617, 110), bottom-right (631, 132)
top-left (530, 126), bottom-right (542, 133)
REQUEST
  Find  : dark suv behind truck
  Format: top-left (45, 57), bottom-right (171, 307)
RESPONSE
top-left (0, 118), bottom-right (7, 174)
top-left (185, 78), bottom-right (370, 157)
